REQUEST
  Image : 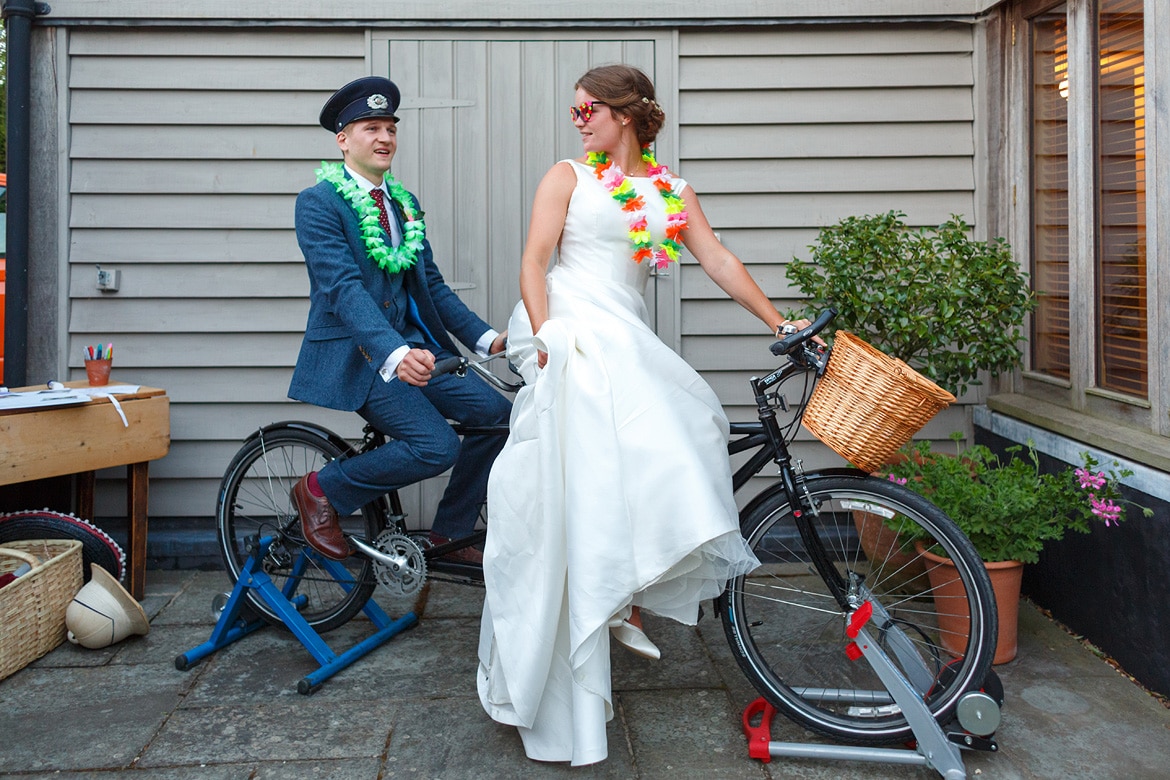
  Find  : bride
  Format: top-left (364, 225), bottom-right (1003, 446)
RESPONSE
top-left (477, 64), bottom-right (810, 765)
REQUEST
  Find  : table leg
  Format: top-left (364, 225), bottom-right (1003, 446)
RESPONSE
top-left (77, 471), bottom-right (96, 522)
top-left (126, 462), bottom-right (149, 600)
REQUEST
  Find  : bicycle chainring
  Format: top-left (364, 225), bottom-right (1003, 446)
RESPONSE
top-left (371, 530), bottom-right (428, 597)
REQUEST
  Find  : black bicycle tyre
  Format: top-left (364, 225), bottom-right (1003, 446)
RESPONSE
top-left (718, 473), bottom-right (996, 745)
top-left (0, 509), bottom-right (125, 582)
top-left (216, 426), bottom-right (381, 632)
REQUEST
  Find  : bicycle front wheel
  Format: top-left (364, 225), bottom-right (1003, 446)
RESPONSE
top-left (718, 473), bottom-right (996, 745)
top-left (216, 426), bottom-right (381, 632)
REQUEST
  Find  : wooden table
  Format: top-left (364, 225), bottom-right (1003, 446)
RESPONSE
top-left (0, 380), bottom-right (170, 599)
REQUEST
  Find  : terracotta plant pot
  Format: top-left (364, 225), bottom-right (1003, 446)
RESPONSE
top-left (918, 544), bottom-right (1022, 665)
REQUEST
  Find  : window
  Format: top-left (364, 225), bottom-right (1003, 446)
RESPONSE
top-left (1028, 0), bottom-right (1147, 399)
top-left (1031, 6), bottom-right (1070, 379)
top-left (1095, 0), bottom-right (1146, 396)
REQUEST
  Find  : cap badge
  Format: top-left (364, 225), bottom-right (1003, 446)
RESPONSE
top-left (367, 94), bottom-right (389, 110)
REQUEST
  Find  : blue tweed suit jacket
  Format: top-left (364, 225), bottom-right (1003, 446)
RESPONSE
top-left (289, 178), bottom-right (491, 412)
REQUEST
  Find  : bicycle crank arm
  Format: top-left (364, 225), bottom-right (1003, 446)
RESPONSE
top-left (350, 536), bottom-right (412, 571)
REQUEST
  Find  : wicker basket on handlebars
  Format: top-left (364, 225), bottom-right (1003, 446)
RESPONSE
top-left (801, 331), bottom-right (956, 473)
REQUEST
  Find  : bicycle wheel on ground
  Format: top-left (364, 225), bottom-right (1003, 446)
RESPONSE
top-left (718, 473), bottom-right (996, 745)
top-left (0, 510), bottom-right (124, 582)
top-left (216, 426), bottom-right (382, 632)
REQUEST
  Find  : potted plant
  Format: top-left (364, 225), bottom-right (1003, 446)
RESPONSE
top-left (789, 211), bottom-right (1038, 595)
top-left (787, 210), bottom-right (1036, 397)
top-left (884, 434), bottom-right (1150, 663)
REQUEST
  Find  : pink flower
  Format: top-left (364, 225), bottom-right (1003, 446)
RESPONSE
top-left (1076, 468), bottom-right (1106, 491)
top-left (887, 474), bottom-right (908, 485)
top-left (601, 168), bottom-right (626, 190)
top-left (1089, 494), bottom-right (1122, 526)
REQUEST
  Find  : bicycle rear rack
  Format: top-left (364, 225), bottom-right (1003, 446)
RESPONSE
top-left (742, 600), bottom-right (1000, 780)
top-left (175, 535), bottom-right (418, 694)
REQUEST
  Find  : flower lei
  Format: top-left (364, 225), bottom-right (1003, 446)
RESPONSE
top-left (586, 148), bottom-right (688, 269)
top-left (316, 161), bottom-right (426, 273)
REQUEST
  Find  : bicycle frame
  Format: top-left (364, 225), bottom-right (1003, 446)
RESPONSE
top-left (726, 332), bottom-right (865, 612)
top-left (354, 328), bottom-right (839, 585)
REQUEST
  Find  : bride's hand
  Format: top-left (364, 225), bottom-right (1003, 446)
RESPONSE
top-left (537, 349), bottom-right (548, 368)
top-left (778, 317), bottom-right (827, 347)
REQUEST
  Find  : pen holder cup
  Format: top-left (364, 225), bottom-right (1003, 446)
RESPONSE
top-left (85, 359), bottom-right (112, 386)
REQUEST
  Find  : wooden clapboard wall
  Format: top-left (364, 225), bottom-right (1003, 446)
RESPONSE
top-left (66, 30), bottom-right (370, 526)
top-left (675, 24), bottom-right (979, 479)
top-left (59, 22), bottom-right (979, 528)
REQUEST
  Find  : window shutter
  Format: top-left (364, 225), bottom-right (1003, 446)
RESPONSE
top-left (1031, 7), bottom-right (1071, 379)
top-left (1095, 0), bottom-right (1147, 397)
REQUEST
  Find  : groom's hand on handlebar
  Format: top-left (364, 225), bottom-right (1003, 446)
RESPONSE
top-left (398, 348), bottom-right (437, 386)
top-left (490, 331), bottom-right (508, 355)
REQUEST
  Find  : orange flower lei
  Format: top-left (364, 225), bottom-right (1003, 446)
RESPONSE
top-left (587, 148), bottom-right (688, 269)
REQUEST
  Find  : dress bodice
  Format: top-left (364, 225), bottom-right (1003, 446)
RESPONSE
top-left (556, 160), bottom-right (688, 295)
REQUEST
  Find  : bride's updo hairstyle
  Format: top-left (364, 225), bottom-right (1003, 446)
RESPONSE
top-left (575, 64), bottom-right (665, 146)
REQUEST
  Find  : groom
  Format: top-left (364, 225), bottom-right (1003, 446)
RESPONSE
top-left (288, 76), bottom-right (511, 563)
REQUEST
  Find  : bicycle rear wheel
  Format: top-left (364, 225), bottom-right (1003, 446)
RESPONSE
top-left (216, 426), bottom-right (381, 632)
top-left (718, 472), bottom-right (995, 745)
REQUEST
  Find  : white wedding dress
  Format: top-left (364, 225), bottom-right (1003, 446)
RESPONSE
top-left (477, 160), bottom-right (758, 765)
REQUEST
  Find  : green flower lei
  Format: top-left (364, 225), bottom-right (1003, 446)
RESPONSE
top-left (316, 161), bottom-right (427, 273)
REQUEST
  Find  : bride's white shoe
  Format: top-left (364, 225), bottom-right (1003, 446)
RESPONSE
top-left (608, 610), bottom-right (661, 660)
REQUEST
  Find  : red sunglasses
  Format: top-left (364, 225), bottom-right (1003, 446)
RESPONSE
top-left (569, 101), bottom-right (608, 122)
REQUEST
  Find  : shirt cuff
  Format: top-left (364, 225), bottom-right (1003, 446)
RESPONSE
top-left (475, 329), bottom-right (499, 357)
top-left (378, 345), bottom-right (412, 382)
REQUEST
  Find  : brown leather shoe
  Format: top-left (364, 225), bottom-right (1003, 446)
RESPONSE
top-left (428, 532), bottom-right (483, 565)
top-left (291, 475), bottom-right (350, 561)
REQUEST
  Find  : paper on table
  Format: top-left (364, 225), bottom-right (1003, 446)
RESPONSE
top-left (0, 390), bottom-right (93, 411)
top-left (73, 385), bottom-right (142, 398)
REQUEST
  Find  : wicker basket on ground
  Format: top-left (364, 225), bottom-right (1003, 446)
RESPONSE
top-left (0, 539), bottom-right (84, 680)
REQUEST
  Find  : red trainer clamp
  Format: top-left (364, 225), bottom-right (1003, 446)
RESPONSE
top-left (846, 600), bottom-right (873, 638)
top-left (844, 601), bottom-right (874, 661)
top-left (742, 697), bottom-right (777, 763)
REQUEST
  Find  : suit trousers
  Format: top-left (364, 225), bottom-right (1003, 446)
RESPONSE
top-left (317, 358), bottom-right (512, 538)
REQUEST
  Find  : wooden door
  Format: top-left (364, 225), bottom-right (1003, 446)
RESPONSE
top-left (372, 31), bottom-right (676, 530)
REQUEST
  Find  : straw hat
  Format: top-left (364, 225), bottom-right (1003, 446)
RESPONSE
top-left (65, 564), bottom-right (150, 649)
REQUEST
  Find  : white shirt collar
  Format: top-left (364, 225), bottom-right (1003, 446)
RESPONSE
top-left (343, 164), bottom-right (386, 195)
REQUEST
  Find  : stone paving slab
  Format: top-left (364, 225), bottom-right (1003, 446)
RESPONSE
top-left (3, 570), bottom-right (1170, 779)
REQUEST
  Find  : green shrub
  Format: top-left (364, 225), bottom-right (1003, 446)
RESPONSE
top-left (787, 211), bottom-right (1036, 396)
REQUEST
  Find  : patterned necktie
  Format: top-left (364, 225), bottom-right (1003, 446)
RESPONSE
top-left (369, 187), bottom-right (396, 244)
top-left (372, 187), bottom-right (434, 341)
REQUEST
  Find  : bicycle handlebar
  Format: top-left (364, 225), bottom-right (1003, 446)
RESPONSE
top-left (770, 308), bottom-right (837, 357)
top-left (433, 309), bottom-right (835, 391)
top-left (433, 356), bottom-right (465, 377)
top-left (431, 353), bottom-right (525, 393)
